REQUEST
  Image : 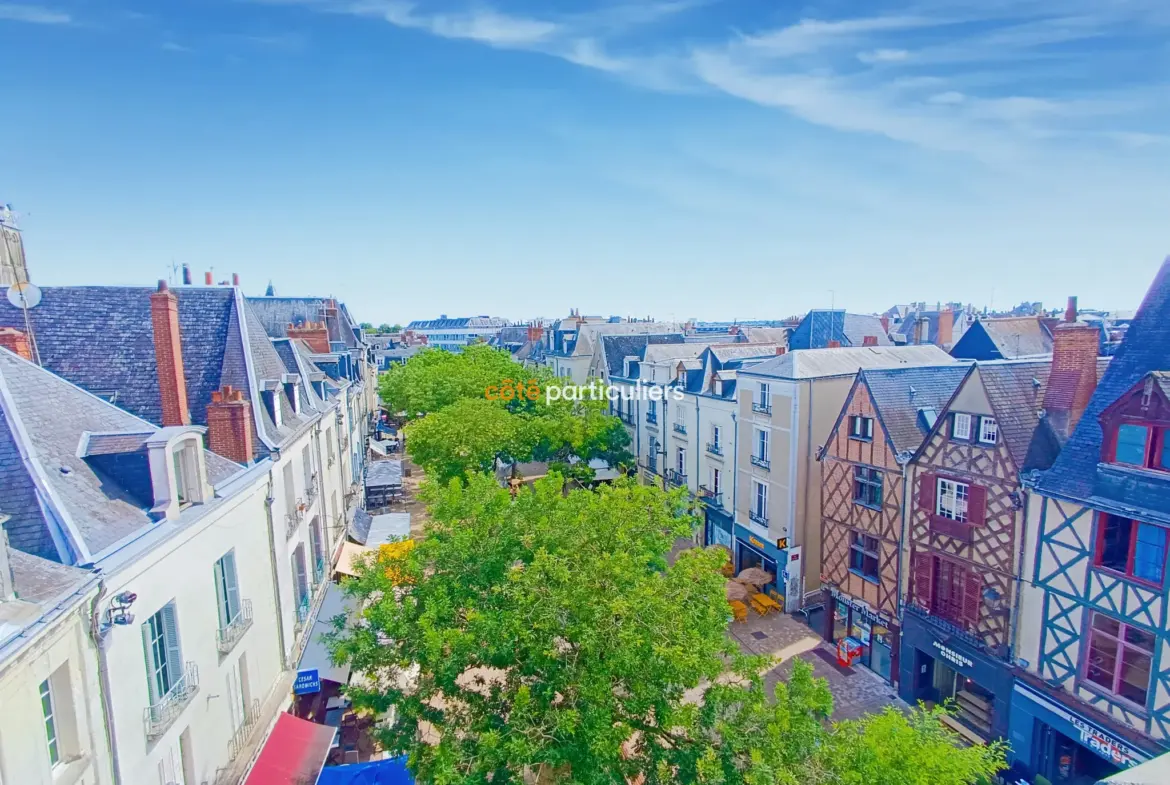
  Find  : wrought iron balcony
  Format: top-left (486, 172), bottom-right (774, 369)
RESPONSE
top-left (646, 411), bottom-right (658, 425)
top-left (285, 503), bottom-right (305, 538)
top-left (750, 455), bottom-right (770, 471)
top-left (618, 411), bottom-right (635, 425)
top-left (749, 510), bottom-right (768, 526)
top-left (699, 487), bottom-right (723, 508)
top-left (752, 401), bottom-right (772, 415)
top-left (904, 603), bottom-right (991, 655)
top-left (672, 422), bottom-right (687, 434)
top-left (227, 698), bottom-right (263, 762)
top-left (144, 663), bottom-right (199, 740)
top-left (706, 442), bottom-right (722, 456)
top-left (305, 479), bottom-right (319, 504)
top-left (667, 469), bottom-right (687, 487)
top-left (216, 599), bottom-right (254, 654)
top-left (293, 596), bottom-right (312, 637)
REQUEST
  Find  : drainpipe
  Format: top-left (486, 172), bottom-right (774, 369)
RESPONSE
top-left (88, 580), bottom-right (123, 785)
top-left (263, 471), bottom-right (289, 669)
top-left (1009, 484), bottom-right (1031, 661)
top-left (731, 411), bottom-right (739, 521)
top-left (895, 455), bottom-right (912, 621)
top-left (800, 378), bottom-right (814, 607)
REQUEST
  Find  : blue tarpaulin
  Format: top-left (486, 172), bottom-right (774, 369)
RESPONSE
top-left (316, 758), bottom-right (412, 785)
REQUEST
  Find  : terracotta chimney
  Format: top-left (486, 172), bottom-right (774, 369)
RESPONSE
top-left (827, 339), bottom-right (841, 348)
top-left (0, 328), bottom-right (32, 361)
top-left (526, 323), bottom-right (543, 341)
top-left (204, 271), bottom-right (213, 285)
top-left (937, 308), bottom-right (954, 347)
top-left (206, 385), bottom-right (254, 464)
top-left (288, 321), bottom-right (331, 354)
top-left (150, 281), bottom-right (190, 426)
top-left (862, 335), bottom-right (878, 347)
top-left (232, 273), bottom-right (240, 286)
top-left (879, 314), bottom-right (890, 334)
top-left (323, 299), bottom-right (341, 344)
top-left (775, 346), bottom-right (787, 355)
top-left (1044, 296), bottom-right (1099, 438)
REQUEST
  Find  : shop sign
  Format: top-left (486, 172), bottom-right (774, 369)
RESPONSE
top-left (294, 669), bottom-right (321, 695)
top-left (827, 586), bottom-right (892, 627)
top-left (1069, 717), bottom-right (1143, 768)
top-left (932, 640), bottom-right (973, 670)
top-left (749, 536), bottom-right (766, 549)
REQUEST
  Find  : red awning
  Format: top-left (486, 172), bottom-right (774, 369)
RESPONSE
top-left (244, 712), bottom-right (335, 785)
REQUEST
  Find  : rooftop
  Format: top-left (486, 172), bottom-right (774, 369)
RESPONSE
top-left (742, 344), bottom-right (954, 381)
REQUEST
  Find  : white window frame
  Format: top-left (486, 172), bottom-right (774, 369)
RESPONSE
top-left (712, 424), bottom-right (721, 449)
top-left (757, 382), bottom-right (770, 409)
top-left (712, 467), bottom-right (722, 496)
top-left (851, 416), bottom-right (874, 440)
top-left (676, 447), bottom-right (686, 475)
top-left (143, 602), bottom-right (183, 704)
top-left (756, 428), bottom-right (769, 461)
top-left (952, 412), bottom-right (973, 440)
top-left (978, 416), bottom-right (999, 445)
top-left (753, 479), bottom-right (768, 520)
top-left (40, 678), bottom-right (60, 767)
top-left (214, 551), bottom-right (242, 631)
top-left (936, 478), bottom-right (970, 523)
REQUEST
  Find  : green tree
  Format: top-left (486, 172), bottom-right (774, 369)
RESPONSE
top-left (390, 323), bottom-right (403, 333)
top-left (360, 321), bottom-right (374, 330)
top-left (379, 323), bottom-right (395, 333)
top-left (330, 475), bottom-right (1006, 785)
top-left (404, 398), bottom-right (538, 484)
top-left (379, 344), bottom-right (543, 418)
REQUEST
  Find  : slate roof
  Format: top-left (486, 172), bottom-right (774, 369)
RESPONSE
top-left (600, 334), bottom-right (685, 378)
top-left (403, 316), bottom-right (508, 331)
top-left (737, 327), bottom-right (789, 345)
top-left (571, 322), bottom-right (684, 359)
top-left (1038, 257), bottom-right (1170, 501)
top-left (0, 286), bottom-right (323, 458)
top-left (861, 365), bottom-right (971, 455)
top-left (977, 360), bottom-right (1053, 470)
top-left (744, 345), bottom-right (953, 380)
top-left (953, 316), bottom-right (1053, 360)
top-left (788, 310), bottom-right (892, 350)
top-left (0, 348), bottom-right (243, 563)
top-left (365, 459), bottom-right (403, 489)
top-left (248, 296), bottom-right (366, 349)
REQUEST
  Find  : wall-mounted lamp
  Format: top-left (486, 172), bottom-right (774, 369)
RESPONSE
top-left (107, 591), bottom-right (138, 627)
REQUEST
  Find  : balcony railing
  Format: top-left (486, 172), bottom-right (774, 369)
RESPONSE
top-left (667, 469), bottom-right (687, 487)
top-left (749, 510), bottom-right (768, 526)
top-left (305, 480), bottom-right (319, 504)
top-left (646, 411), bottom-right (658, 425)
top-left (285, 502), bottom-right (305, 538)
top-left (904, 603), bottom-right (990, 655)
top-left (314, 557), bottom-right (326, 584)
top-left (752, 401), bottom-right (772, 415)
top-left (216, 599), bottom-right (254, 654)
top-left (619, 412), bottom-right (635, 425)
top-left (750, 455), bottom-right (770, 471)
top-left (672, 422), bottom-right (686, 434)
top-left (706, 442), bottom-right (722, 456)
top-left (227, 698), bottom-right (263, 762)
top-left (699, 486), bottom-right (723, 508)
top-left (144, 663), bottom-right (199, 739)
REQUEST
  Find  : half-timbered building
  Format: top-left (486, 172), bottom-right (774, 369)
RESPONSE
top-left (1014, 263), bottom-right (1170, 783)
top-left (902, 357), bottom-right (1062, 742)
top-left (818, 364), bottom-right (968, 686)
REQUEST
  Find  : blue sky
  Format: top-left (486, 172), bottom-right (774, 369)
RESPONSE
top-left (2, 0), bottom-right (1168, 323)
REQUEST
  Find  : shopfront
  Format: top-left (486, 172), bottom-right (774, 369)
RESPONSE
top-left (1008, 681), bottom-right (1165, 785)
top-left (730, 525), bottom-right (786, 600)
top-left (898, 610), bottom-right (1015, 741)
top-left (704, 506), bottom-right (733, 550)
top-left (823, 587), bottom-right (898, 686)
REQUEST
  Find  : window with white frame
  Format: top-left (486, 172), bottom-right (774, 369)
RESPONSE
top-left (978, 416), bottom-right (999, 445)
top-left (143, 603), bottom-right (183, 705)
top-left (951, 412), bottom-right (973, 440)
top-left (756, 382), bottom-right (771, 411)
top-left (676, 447), bottom-right (687, 476)
top-left (711, 467), bottom-right (722, 496)
top-left (936, 478), bottom-right (969, 522)
top-left (40, 678), bottom-right (59, 766)
top-left (755, 428), bottom-right (769, 461)
top-left (711, 424), bottom-right (721, 450)
top-left (214, 551), bottom-right (242, 630)
top-left (752, 480), bottom-right (768, 521)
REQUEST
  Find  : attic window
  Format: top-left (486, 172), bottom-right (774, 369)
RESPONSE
top-left (284, 381), bottom-right (300, 416)
top-left (714, 378), bottom-right (723, 396)
top-left (262, 388), bottom-right (283, 428)
top-left (1112, 423), bottom-right (1170, 472)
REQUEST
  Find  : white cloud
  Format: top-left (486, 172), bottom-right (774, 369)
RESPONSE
top-left (0, 3), bottom-right (70, 24)
top-left (929, 91), bottom-right (965, 104)
top-left (375, 1), bottom-right (558, 46)
top-left (857, 48), bottom-right (909, 64)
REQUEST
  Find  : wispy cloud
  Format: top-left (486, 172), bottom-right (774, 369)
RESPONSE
top-left (374, 1), bottom-right (558, 46)
top-left (0, 2), bottom-right (70, 24)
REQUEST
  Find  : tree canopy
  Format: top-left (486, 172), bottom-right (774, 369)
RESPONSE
top-left (381, 345), bottom-right (633, 482)
top-left (331, 474), bottom-right (1007, 785)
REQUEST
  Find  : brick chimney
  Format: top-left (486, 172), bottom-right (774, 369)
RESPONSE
top-left (937, 308), bottom-right (954, 347)
top-left (207, 385), bottom-right (254, 464)
top-left (0, 328), bottom-right (32, 361)
top-left (775, 346), bottom-right (787, 355)
top-left (879, 314), bottom-right (890, 335)
top-left (1044, 296), bottom-right (1099, 439)
top-left (827, 339), bottom-right (841, 348)
top-left (323, 299), bottom-right (341, 345)
top-left (288, 321), bottom-right (331, 354)
top-left (862, 335), bottom-right (878, 347)
top-left (150, 281), bottom-right (190, 427)
top-left (526, 322), bottom-right (543, 342)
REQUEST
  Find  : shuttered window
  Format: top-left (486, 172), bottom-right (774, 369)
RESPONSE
top-left (918, 472), bottom-right (987, 541)
top-left (142, 603), bottom-right (182, 703)
top-left (214, 551), bottom-right (241, 630)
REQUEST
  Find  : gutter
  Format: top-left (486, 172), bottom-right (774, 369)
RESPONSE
top-left (87, 580), bottom-right (124, 785)
top-left (263, 470), bottom-right (289, 668)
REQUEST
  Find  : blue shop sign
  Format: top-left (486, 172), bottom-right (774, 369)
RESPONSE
top-left (901, 610), bottom-right (1015, 697)
top-left (1012, 682), bottom-right (1154, 769)
top-left (294, 668), bottom-right (322, 695)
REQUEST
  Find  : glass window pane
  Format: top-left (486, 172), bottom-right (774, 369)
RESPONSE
top-left (1099, 515), bottom-right (1133, 573)
top-left (1134, 524), bottom-right (1167, 584)
top-left (1086, 633), bottom-right (1118, 688)
top-left (1124, 624), bottom-right (1156, 652)
top-left (1119, 650), bottom-right (1152, 704)
top-left (1116, 424), bottom-right (1150, 465)
top-left (1091, 612), bottom-right (1121, 636)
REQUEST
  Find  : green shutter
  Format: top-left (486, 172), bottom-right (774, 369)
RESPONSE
top-left (162, 604), bottom-right (182, 694)
top-left (224, 552), bottom-right (240, 621)
top-left (142, 618), bottom-right (160, 703)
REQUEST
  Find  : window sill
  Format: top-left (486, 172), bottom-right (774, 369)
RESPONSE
top-left (1077, 680), bottom-right (1150, 718)
top-left (847, 568), bottom-right (879, 584)
top-left (51, 754), bottom-right (92, 785)
top-left (853, 500), bottom-right (882, 511)
top-left (976, 439), bottom-right (998, 446)
top-left (848, 436), bottom-right (873, 443)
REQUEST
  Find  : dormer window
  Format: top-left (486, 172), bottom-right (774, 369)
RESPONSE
top-left (1112, 422), bottom-right (1170, 471)
top-left (714, 378), bottom-right (723, 396)
top-left (951, 412), bottom-right (973, 440)
top-left (261, 382), bottom-right (283, 428)
top-left (978, 417), bottom-right (999, 445)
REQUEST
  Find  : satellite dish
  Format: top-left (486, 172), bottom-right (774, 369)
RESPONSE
top-left (7, 281), bottom-right (41, 309)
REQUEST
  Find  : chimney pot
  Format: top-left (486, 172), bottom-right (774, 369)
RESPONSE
top-left (232, 273), bottom-right (240, 287)
top-left (1065, 296), bottom-right (1078, 323)
top-left (937, 307), bottom-right (955, 348)
top-left (207, 384), bottom-right (254, 464)
top-left (827, 339), bottom-right (841, 348)
top-left (157, 279), bottom-right (168, 292)
top-left (862, 335), bottom-right (878, 347)
top-left (181, 264), bottom-right (192, 285)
